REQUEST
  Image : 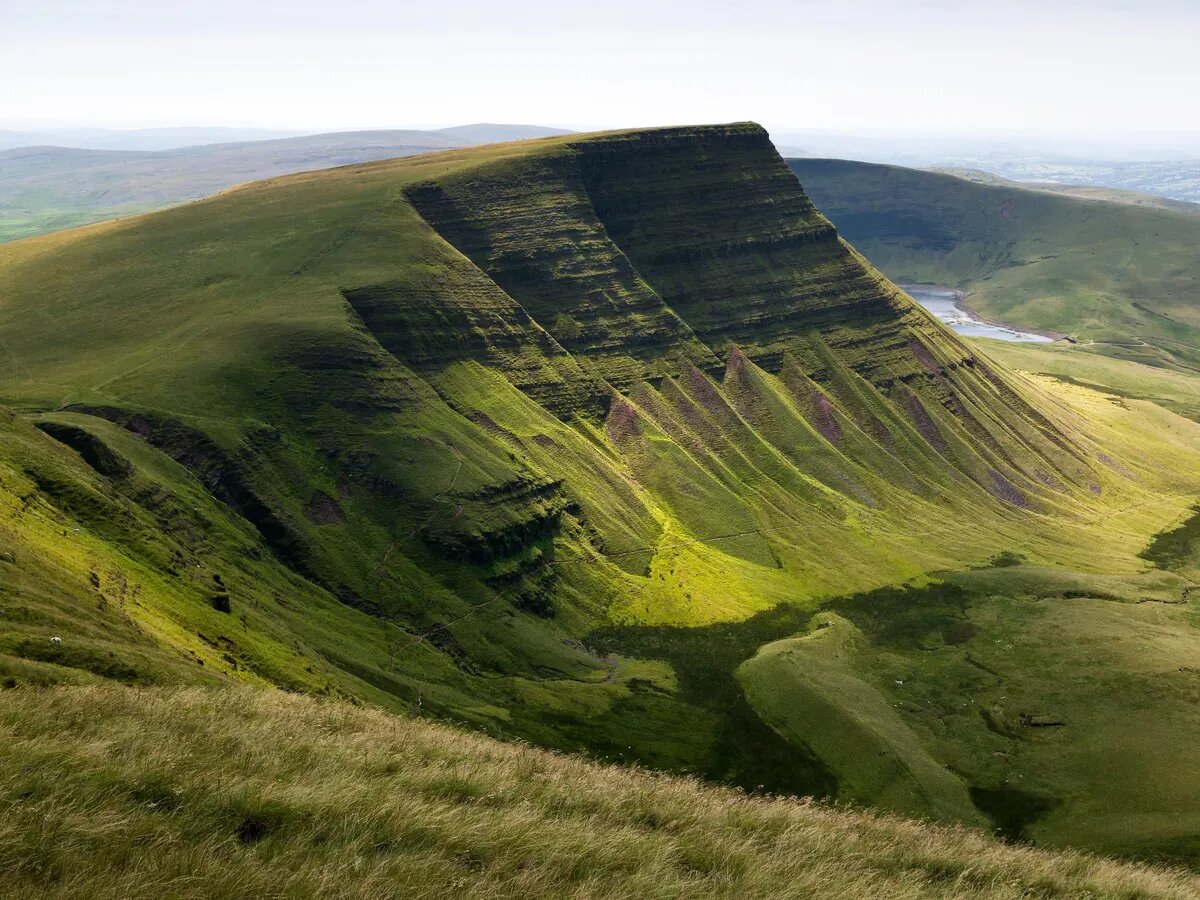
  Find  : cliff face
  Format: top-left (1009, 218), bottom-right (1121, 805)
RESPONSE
top-left (404, 124), bottom-right (1091, 513)
top-left (404, 148), bottom-right (719, 402)
top-left (0, 123), bottom-right (1183, 833)
top-left (575, 126), bottom-right (889, 373)
top-left (411, 125), bottom-right (930, 384)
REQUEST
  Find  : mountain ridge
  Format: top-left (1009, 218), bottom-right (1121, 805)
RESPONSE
top-left (2, 123), bottom-right (1199, 858)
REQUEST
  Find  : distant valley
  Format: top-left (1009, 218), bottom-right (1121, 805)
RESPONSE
top-left (790, 158), bottom-right (1200, 374)
top-left (0, 123), bottom-right (570, 242)
top-left (776, 130), bottom-right (1200, 204)
top-left (951, 157), bottom-right (1200, 205)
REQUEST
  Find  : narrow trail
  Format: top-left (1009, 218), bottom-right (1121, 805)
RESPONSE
top-left (291, 188), bottom-right (402, 277)
top-left (83, 319), bottom-right (228, 402)
top-left (0, 336), bottom-right (32, 380)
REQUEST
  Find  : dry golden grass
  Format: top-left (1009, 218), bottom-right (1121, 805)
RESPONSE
top-left (1, 685), bottom-right (1197, 899)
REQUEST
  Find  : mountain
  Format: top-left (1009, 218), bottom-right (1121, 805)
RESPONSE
top-left (0, 125), bottom-right (307, 151)
top-left (4, 684), bottom-right (1198, 899)
top-left (959, 158), bottom-right (1200, 205)
top-left (0, 124), bottom-right (572, 242)
top-left (0, 123), bottom-right (571, 153)
top-left (788, 158), bottom-right (1200, 373)
top-left (1, 124), bottom-right (1199, 863)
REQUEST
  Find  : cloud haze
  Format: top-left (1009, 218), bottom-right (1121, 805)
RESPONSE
top-left (3, 0), bottom-right (1198, 141)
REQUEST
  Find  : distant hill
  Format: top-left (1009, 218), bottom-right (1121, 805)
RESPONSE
top-left (0, 124), bottom-right (572, 241)
top-left (932, 166), bottom-right (1200, 215)
top-left (430, 122), bottom-right (570, 143)
top-left (0, 125), bottom-right (306, 151)
top-left (973, 158), bottom-right (1200, 205)
top-left (789, 158), bottom-right (1200, 373)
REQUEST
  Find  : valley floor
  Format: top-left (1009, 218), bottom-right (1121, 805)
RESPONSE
top-left (3, 684), bottom-right (1200, 900)
top-left (981, 338), bottom-right (1200, 424)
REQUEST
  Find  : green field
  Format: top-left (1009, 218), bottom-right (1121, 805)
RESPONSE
top-left (982, 338), bottom-right (1200, 423)
top-left (788, 158), bottom-right (1200, 373)
top-left (1, 124), bottom-right (1199, 875)
top-left (0, 203), bottom-right (165, 244)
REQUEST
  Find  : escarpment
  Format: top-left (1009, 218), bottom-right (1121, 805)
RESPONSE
top-left (401, 124), bottom-right (1092, 511)
top-left (0, 122), bottom-right (1166, 815)
top-left (403, 150), bottom-right (719, 395)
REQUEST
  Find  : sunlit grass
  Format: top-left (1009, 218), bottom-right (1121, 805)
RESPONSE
top-left (3, 684), bottom-right (1198, 899)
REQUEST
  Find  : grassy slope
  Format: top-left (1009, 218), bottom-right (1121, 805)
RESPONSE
top-left (729, 352), bottom-right (1200, 855)
top-left (788, 158), bottom-right (1200, 373)
top-left (981, 338), bottom-right (1200, 424)
top-left (3, 684), bottom-right (1200, 900)
top-left (0, 125), bottom-right (1199, 862)
top-left (738, 562), bottom-right (1200, 858)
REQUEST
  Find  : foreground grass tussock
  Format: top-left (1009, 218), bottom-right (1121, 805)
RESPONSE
top-left (2, 686), bottom-right (1198, 899)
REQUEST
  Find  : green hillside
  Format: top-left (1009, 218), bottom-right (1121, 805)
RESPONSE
top-left (981, 338), bottom-right (1200, 424)
top-left (4, 684), bottom-right (1199, 900)
top-left (788, 158), bottom-right (1200, 373)
top-left (2, 124), bottom-right (1200, 864)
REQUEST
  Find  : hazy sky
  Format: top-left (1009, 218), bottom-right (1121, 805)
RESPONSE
top-left (3, 0), bottom-right (1199, 138)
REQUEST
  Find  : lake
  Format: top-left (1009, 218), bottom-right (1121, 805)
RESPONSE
top-left (902, 286), bottom-right (1055, 343)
